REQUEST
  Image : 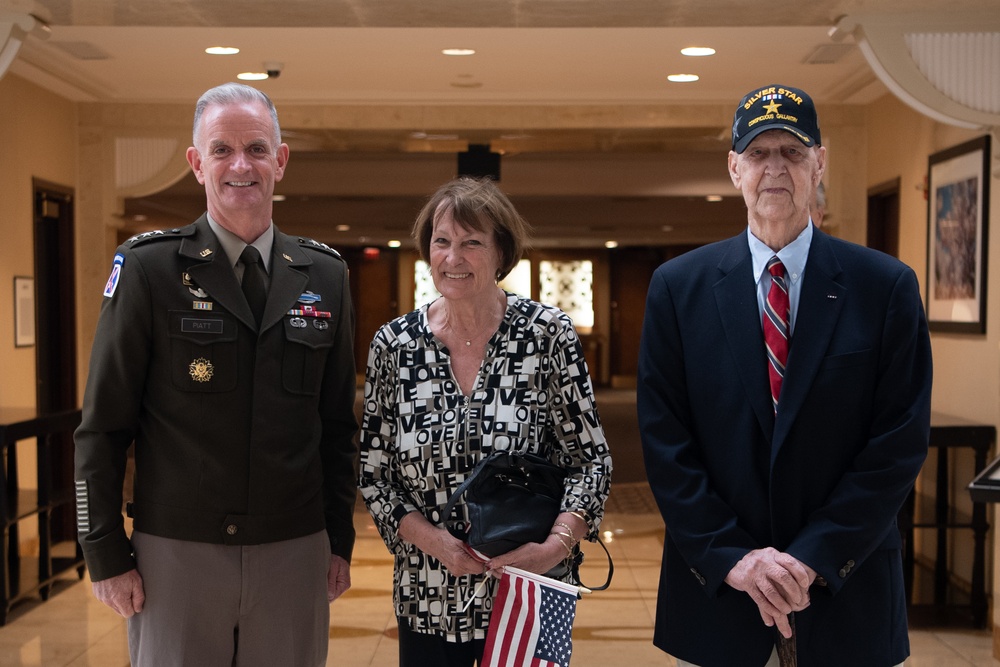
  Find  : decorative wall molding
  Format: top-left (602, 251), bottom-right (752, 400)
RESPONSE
top-left (0, 11), bottom-right (47, 81)
top-left (832, 11), bottom-right (1000, 131)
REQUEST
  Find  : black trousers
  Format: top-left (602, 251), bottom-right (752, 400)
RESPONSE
top-left (397, 620), bottom-right (487, 667)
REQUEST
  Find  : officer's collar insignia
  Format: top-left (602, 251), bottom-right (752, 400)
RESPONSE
top-left (199, 248), bottom-right (213, 257)
top-left (283, 253), bottom-right (293, 262)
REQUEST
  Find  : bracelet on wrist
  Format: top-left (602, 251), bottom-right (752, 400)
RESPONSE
top-left (549, 532), bottom-right (574, 556)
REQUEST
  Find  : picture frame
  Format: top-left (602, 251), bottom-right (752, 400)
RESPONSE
top-left (925, 135), bottom-right (991, 334)
top-left (14, 276), bottom-right (35, 347)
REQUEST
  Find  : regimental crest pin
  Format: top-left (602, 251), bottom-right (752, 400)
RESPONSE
top-left (189, 357), bottom-right (214, 382)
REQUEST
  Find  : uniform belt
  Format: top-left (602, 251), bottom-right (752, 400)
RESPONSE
top-left (127, 498), bottom-right (326, 546)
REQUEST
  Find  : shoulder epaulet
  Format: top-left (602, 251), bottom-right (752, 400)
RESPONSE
top-left (125, 227), bottom-right (193, 246)
top-left (297, 236), bottom-right (343, 259)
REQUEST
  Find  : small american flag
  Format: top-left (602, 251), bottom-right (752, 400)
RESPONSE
top-left (482, 566), bottom-right (579, 667)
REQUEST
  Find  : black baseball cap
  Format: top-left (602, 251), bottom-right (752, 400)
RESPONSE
top-left (731, 84), bottom-right (821, 154)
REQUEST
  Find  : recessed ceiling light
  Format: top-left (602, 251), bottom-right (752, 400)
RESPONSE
top-left (387, 240), bottom-right (402, 248)
top-left (272, 194), bottom-right (286, 202)
top-left (705, 195), bottom-right (723, 202)
top-left (667, 74), bottom-right (699, 83)
top-left (442, 48), bottom-right (476, 56)
top-left (237, 72), bottom-right (269, 81)
top-left (604, 241), bottom-right (619, 249)
top-left (335, 224), bottom-right (351, 232)
top-left (205, 46), bottom-right (240, 55)
top-left (681, 47), bottom-right (715, 57)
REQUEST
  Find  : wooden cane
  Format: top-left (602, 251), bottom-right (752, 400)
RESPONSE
top-left (776, 612), bottom-right (797, 667)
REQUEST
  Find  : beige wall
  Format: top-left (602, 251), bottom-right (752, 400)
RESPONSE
top-left (0, 74), bottom-right (78, 410)
top-left (867, 92), bottom-right (1000, 628)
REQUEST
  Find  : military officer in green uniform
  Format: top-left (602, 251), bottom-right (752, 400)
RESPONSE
top-left (75, 83), bottom-right (358, 667)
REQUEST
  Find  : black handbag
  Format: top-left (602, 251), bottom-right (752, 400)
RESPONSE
top-left (442, 449), bottom-right (566, 558)
top-left (441, 449), bottom-right (614, 591)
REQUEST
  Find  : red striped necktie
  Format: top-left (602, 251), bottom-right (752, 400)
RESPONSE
top-left (763, 256), bottom-right (789, 413)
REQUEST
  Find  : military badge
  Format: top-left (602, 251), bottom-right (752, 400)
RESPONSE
top-left (189, 358), bottom-right (214, 382)
top-left (298, 291), bottom-right (322, 304)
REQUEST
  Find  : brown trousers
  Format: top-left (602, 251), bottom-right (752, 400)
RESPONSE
top-left (127, 530), bottom-right (330, 667)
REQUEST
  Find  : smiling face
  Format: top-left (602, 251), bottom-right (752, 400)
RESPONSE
top-left (728, 129), bottom-right (826, 251)
top-left (186, 100), bottom-right (289, 242)
top-left (428, 205), bottom-right (502, 304)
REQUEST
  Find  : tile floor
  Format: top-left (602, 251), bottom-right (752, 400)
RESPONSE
top-left (0, 483), bottom-right (996, 666)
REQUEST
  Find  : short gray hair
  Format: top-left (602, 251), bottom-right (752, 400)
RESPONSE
top-left (192, 83), bottom-right (281, 149)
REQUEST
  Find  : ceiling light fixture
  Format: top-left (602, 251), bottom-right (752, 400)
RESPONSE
top-left (705, 195), bottom-right (723, 202)
top-left (205, 46), bottom-right (239, 55)
top-left (667, 74), bottom-right (699, 83)
top-left (272, 194), bottom-right (286, 202)
top-left (387, 240), bottom-right (402, 248)
top-left (681, 47), bottom-right (715, 57)
top-left (604, 241), bottom-right (619, 249)
top-left (237, 72), bottom-right (268, 81)
top-left (442, 48), bottom-right (475, 56)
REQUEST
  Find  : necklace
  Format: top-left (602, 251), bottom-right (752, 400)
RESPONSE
top-left (460, 317), bottom-right (498, 346)
top-left (447, 291), bottom-right (506, 347)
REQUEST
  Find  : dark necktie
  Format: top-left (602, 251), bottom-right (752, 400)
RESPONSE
top-left (763, 256), bottom-right (789, 413)
top-left (240, 245), bottom-right (267, 326)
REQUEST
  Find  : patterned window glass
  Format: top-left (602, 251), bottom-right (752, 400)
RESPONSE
top-left (415, 259), bottom-right (531, 306)
top-left (539, 260), bottom-right (594, 332)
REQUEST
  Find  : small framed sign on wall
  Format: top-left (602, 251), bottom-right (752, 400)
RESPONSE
top-left (14, 276), bottom-right (35, 347)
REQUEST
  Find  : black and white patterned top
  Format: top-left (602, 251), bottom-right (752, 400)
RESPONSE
top-left (359, 292), bottom-right (613, 642)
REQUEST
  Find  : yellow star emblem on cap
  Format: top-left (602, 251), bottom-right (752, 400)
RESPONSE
top-left (763, 100), bottom-right (781, 115)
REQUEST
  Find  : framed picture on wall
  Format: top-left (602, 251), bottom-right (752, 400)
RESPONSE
top-left (925, 135), bottom-right (991, 334)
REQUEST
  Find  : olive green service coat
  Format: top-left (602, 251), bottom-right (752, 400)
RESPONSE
top-left (75, 215), bottom-right (358, 582)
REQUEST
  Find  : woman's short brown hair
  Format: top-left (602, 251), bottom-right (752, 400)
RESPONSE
top-left (412, 177), bottom-right (531, 281)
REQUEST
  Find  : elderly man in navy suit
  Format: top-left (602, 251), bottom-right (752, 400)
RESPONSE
top-left (637, 84), bottom-right (932, 667)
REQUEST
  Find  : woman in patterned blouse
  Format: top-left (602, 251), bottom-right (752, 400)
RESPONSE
top-left (359, 177), bottom-right (613, 667)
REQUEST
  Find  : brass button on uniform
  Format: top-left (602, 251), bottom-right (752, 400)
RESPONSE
top-left (227, 524), bottom-right (238, 536)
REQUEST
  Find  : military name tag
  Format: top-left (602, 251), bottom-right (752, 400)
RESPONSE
top-left (181, 317), bottom-right (224, 334)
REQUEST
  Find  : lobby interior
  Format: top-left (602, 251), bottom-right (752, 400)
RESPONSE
top-left (1, 0), bottom-right (1000, 664)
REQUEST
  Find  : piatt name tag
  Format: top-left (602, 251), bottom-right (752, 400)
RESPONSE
top-left (181, 317), bottom-right (224, 334)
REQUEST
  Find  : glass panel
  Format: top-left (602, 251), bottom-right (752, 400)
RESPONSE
top-left (539, 260), bottom-right (594, 333)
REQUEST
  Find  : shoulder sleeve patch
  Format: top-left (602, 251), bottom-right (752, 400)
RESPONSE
top-left (297, 237), bottom-right (343, 259)
top-left (103, 253), bottom-right (125, 298)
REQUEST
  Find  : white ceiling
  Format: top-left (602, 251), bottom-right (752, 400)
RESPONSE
top-left (5, 0), bottom-right (997, 248)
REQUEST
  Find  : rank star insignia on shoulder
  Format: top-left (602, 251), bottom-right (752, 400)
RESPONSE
top-left (297, 237), bottom-right (342, 259)
top-left (125, 227), bottom-right (192, 246)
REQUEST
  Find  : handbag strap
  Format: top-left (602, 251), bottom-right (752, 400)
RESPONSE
top-left (574, 536), bottom-right (614, 591)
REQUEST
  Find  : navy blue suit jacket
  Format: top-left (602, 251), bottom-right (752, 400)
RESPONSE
top-left (637, 227), bottom-right (932, 667)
